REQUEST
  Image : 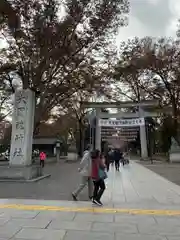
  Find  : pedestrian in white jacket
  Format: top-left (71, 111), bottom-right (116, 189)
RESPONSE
top-left (72, 146), bottom-right (93, 201)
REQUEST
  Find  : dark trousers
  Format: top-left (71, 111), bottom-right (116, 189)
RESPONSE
top-left (115, 160), bottom-right (120, 170)
top-left (93, 179), bottom-right (106, 201)
top-left (40, 160), bottom-right (45, 168)
top-left (106, 162), bottom-right (110, 172)
top-left (105, 160), bottom-right (110, 172)
top-left (121, 158), bottom-right (125, 166)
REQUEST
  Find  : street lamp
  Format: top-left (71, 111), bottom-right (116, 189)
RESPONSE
top-left (56, 139), bottom-right (61, 162)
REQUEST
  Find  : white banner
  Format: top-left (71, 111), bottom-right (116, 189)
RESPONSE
top-left (99, 118), bottom-right (145, 127)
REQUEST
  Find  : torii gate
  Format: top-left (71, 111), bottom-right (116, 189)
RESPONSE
top-left (82, 100), bottom-right (169, 159)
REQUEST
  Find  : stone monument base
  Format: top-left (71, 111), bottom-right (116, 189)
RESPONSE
top-left (169, 152), bottom-right (180, 163)
top-left (0, 165), bottom-right (51, 182)
top-left (66, 152), bottom-right (78, 162)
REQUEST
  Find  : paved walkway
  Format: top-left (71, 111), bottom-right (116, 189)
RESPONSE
top-left (139, 161), bottom-right (180, 186)
top-left (0, 162), bottom-right (180, 239)
top-left (0, 161), bottom-right (89, 201)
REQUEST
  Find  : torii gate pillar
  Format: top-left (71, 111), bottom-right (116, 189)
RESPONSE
top-left (139, 107), bottom-right (148, 159)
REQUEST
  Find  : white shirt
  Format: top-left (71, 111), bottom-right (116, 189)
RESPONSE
top-left (79, 150), bottom-right (92, 176)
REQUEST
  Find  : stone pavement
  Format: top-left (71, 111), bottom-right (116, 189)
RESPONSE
top-left (0, 162), bottom-right (180, 239)
top-left (139, 160), bottom-right (180, 186)
top-left (0, 161), bottom-right (87, 201)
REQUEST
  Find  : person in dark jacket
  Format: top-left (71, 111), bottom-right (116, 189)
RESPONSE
top-left (114, 149), bottom-right (122, 171)
top-left (105, 149), bottom-right (111, 172)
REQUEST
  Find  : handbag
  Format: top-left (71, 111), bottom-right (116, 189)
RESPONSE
top-left (98, 168), bottom-right (108, 180)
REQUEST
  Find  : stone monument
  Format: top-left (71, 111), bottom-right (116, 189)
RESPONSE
top-left (10, 89), bottom-right (35, 166)
top-left (169, 137), bottom-right (180, 163)
top-left (0, 89), bottom-right (49, 181)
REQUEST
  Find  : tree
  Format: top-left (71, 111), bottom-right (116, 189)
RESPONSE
top-left (0, 0), bottom-right (129, 132)
top-left (112, 35), bottom-right (180, 149)
top-left (112, 37), bottom-right (161, 102)
top-left (0, 50), bottom-right (13, 121)
top-left (159, 116), bottom-right (172, 153)
top-left (53, 89), bottom-right (97, 156)
top-left (0, 0), bottom-right (20, 37)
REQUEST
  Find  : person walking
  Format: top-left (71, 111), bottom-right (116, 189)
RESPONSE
top-left (114, 149), bottom-right (121, 171)
top-left (121, 151), bottom-right (125, 166)
top-left (72, 145), bottom-right (93, 201)
top-left (105, 149), bottom-right (111, 172)
top-left (39, 151), bottom-right (46, 168)
top-left (91, 150), bottom-right (107, 206)
top-left (110, 149), bottom-right (114, 166)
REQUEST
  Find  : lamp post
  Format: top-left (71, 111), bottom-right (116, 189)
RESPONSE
top-left (56, 139), bottom-right (61, 162)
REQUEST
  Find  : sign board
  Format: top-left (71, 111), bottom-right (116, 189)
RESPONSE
top-left (102, 137), bottom-right (136, 141)
top-left (99, 118), bottom-right (145, 127)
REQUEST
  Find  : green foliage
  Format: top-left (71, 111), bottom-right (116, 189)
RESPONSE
top-left (160, 117), bottom-right (173, 152)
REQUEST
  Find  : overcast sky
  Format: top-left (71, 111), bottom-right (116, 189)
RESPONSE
top-left (116, 0), bottom-right (180, 44)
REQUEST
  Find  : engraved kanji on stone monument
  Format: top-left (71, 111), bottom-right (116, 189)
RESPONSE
top-left (11, 90), bottom-right (27, 163)
top-left (10, 89), bottom-right (35, 166)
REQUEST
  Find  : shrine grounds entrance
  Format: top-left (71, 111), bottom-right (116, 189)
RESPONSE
top-left (82, 100), bottom-right (165, 159)
top-left (100, 118), bottom-right (144, 153)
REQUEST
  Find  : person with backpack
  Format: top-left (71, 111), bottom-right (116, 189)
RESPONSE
top-left (91, 150), bottom-right (107, 206)
top-left (72, 145), bottom-right (93, 201)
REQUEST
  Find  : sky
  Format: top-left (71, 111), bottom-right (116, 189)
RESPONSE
top-left (116, 0), bottom-right (180, 44)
